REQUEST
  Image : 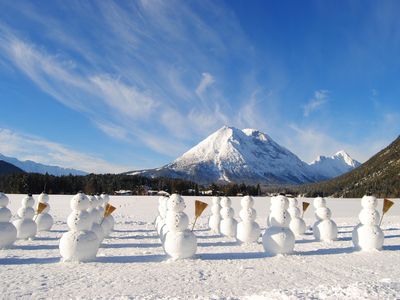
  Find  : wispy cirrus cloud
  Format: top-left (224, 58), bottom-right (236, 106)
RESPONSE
top-left (303, 90), bottom-right (329, 117)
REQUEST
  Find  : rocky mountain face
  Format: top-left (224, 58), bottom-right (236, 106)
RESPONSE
top-left (129, 126), bottom-right (359, 185)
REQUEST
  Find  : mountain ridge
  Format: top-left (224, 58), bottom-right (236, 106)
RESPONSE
top-left (0, 153), bottom-right (87, 176)
top-left (128, 126), bottom-right (359, 185)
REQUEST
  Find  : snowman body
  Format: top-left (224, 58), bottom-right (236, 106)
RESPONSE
top-left (88, 195), bottom-right (104, 244)
top-left (237, 196), bottom-right (260, 243)
top-left (59, 192), bottom-right (99, 262)
top-left (0, 193), bottom-right (17, 248)
top-left (208, 196), bottom-right (221, 234)
top-left (219, 197), bottom-right (237, 238)
top-left (262, 195), bottom-right (295, 255)
top-left (352, 195), bottom-right (384, 251)
top-left (35, 192), bottom-right (54, 231)
top-left (163, 194), bottom-right (197, 259)
top-left (312, 197), bottom-right (338, 241)
top-left (156, 196), bottom-right (168, 236)
top-left (101, 193), bottom-right (114, 235)
top-left (13, 194), bottom-right (37, 240)
top-left (287, 197), bottom-right (306, 236)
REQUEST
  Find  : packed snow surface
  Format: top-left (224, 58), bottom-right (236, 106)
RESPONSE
top-left (1, 195), bottom-right (400, 299)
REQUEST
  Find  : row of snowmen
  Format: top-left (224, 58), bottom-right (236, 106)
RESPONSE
top-left (0, 192), bottom-right (53, 248)
top-left (0, 191), bottom-right (116, 262)
top-left (153, 193), bottom-right (385, 259)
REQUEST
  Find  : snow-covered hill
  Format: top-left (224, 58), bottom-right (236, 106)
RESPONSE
top-left (0, 153), bottom-right (87, 176)
top-left (130, 126), bottom-right (325, 184)
top-left (309, 151), bottom-right (361, 179)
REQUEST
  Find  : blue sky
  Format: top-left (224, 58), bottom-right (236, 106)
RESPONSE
top-left (0, 0), bottom-right (399, 173)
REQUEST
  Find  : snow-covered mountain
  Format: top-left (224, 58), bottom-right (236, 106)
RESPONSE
top-left (129, 126), bottom-right (328, 185)
top-left (0, 153), bottom-right (87, 176)
top-left (309, 150), bottom-right (361, 179)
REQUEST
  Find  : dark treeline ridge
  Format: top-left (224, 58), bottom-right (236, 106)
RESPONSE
top-left (0, 173), bottom-right (262, 196)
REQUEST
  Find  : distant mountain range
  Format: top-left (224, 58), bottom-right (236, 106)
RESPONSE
top-left (294, 135), bottom-right (400, 197)
top-left (128, 126), bottom-right (360, 185)
top-left (0, 160), bottom-right (25, 176)
top-left (0, 153), bottom-right (87, 176)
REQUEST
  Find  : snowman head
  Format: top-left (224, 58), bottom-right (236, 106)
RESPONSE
top-left (101, 193), bottom-right (110, 204)
top-left (313, 196), bottom-right (326, 209)
top-left (0, 192), bottom-right (9, 207)
top-left (220, 197), bottom-right (232, 208)
top-left (271, 195), bottom-right (289, 211)
top-left (288, 197), bottom-right (298, 207)
top-left (167, 194), bottom-right (186, 212)
top-left (361, 195), bottom-right (377, 209)
top-left (38, 192), bottom-right (49, 204)
top-left (315, 206), bottom-right (331, 220)
top-left (241, 195), bottom-right (254, 208)
top-left (21, 194), bottom-right (35, 208)
top-left (70, 192), bottom-right (90, 211)
top-left (211, 196), bottom-right (221, 205)
top-left (88, 195), bottom-right (97, 209)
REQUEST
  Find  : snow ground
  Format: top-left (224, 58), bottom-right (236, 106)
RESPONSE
top-left (1, 195), bottom-right (400, 299)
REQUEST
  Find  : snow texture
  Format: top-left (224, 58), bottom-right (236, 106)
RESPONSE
top-left (1, 194), bottom-right (400, 299)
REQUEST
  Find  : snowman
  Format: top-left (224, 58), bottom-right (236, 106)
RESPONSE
top-left (59, 192), bottom-right (99, 262)
top-left (219, 197), bottom-right (237, 238)
top-left (13, 194), bottom-right (37, 240)
top-left (312, 196), bottom-right (338, 241)
top-left (88, 195), bottom-right (104, 244)
top-left (352, 194), bottom-right (384, 251)
top-left (163, 194), bottom-right (197, 259)
top-left (262, 194), bottom-right (295, 255)
top-left (34, 192), bottom-right (54, 232)
top-left (287, 196), bottom-right (306, 236)
top-left (101, 193), bottom-right (114, 235)
top-left (237, 195), bottom-right (260, 243)
top-left (0, 192), bottom-right (17, 248)
top-left (208, 196), bottom-right (221, 234)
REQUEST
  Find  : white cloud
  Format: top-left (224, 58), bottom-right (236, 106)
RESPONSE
top-left (195, 72), bottom-right (215, 98)
top-left (303, 90), bottom-right (329, 117)
top-left (0, 128), bottom-right (129, 173)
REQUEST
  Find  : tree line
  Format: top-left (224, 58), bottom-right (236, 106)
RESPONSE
top-left (0, 173), bottom-right (262, 196)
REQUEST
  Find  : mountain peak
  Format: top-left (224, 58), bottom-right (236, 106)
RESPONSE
top-left (310, 150), bottom-right (361, 179)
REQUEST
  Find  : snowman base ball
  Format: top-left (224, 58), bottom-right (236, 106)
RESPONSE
top-left (35, 213), bottom-right (54, 232)
top-left (13, 219), bottom-right (37, 240)
top-left (101, 217), bottom-right (113, 237)
top-left (59, 231), bottom-right (99, 262)
top-left (262, 227), bottom-right (295, 255)
top-left (220, 219), bottom-right (238, 238)
top-left (352, 224), bottom-right (384, 251)
top-left (289, 218), bottom-right (306, 236)
top-left (164, 230), bottom-right (197, 259)
top-left (0, 222), bottom-right (17, 248)
top-left (91, 223), bottom-right (105, 244)
top-left (313, 220), bottom-right (338, 241)
top-left (237, 222), bottom-right (260, 243)
top-left (208, 216), bottom-right (221, 234)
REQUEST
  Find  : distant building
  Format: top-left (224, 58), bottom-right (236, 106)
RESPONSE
top-left (115, 190), bottom-right (133, 196)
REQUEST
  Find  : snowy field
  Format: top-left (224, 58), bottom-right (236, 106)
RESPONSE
top-left (1, 195), bottom-right (400, 299)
